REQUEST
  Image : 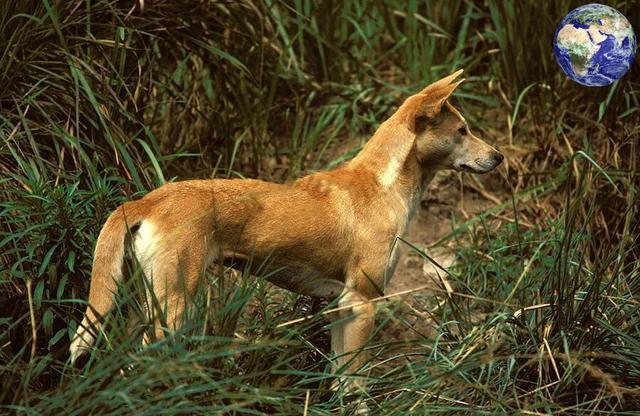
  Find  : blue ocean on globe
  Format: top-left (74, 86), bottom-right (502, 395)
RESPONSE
top-left (553, 4), bottom-right (636, 87)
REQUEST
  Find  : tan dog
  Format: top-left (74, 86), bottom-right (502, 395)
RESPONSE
top-left (70, 70), bottom-right (502, 392)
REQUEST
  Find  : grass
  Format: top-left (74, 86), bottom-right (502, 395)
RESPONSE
top-left (1, 0), bottom-right (639, 414)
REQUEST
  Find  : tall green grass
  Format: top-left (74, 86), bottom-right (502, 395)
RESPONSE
top-left (2, 0), bottom-right (639, 414)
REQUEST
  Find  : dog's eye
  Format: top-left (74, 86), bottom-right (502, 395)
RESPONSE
top-left (458, 126), bottom-right (467, 136)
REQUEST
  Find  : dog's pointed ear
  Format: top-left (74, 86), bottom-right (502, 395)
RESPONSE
top-left (419, 69), bottom-right (464, 96)
top-left (420, 78), bottom-right (464, 117)
top-left (398, 70), bottom-right (465, 133)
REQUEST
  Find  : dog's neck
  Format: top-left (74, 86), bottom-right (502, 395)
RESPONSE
top-left (348, 121), bottom-right (433, 227)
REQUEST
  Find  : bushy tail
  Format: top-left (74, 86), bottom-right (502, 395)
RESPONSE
top-left (69, 201), bottom-right (144, 364)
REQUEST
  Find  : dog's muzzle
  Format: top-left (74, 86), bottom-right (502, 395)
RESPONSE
top-left (456, 151), bottom-right (504, 173)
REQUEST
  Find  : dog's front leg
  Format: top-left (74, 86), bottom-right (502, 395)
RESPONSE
top-left (331, 287), bottom-right (375, 396)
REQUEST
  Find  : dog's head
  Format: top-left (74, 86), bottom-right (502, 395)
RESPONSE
top-left (397, 70), bottom-right (503, 174)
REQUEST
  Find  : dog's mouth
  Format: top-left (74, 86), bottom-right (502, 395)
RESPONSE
top-left (455, 162), bottom-right (489, 174)
top-left (457, 163), bottom-right (479, 173)
top-left (455, 156), bottom-right (503, 174)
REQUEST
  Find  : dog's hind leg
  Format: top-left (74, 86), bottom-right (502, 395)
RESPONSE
top-left (141, 235), bottom-right (210, 345)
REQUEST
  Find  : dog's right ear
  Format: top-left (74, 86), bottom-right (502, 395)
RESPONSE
top-left (397, 70), bottom-right (464, 133)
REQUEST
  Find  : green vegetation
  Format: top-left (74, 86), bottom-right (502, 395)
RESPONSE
top-left (1, 0), bottom-right (638, 414)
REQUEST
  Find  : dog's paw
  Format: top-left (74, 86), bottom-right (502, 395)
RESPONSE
top-left (69, 334), bottom-right (93, 365)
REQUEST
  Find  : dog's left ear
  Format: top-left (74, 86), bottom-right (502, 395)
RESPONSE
top-left (399, 69), bottom-right (465, 133)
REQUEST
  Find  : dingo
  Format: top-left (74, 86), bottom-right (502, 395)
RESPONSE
top-left (70, 70), bottom-right (502, 396)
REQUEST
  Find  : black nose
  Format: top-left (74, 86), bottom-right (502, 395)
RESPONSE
top-left (493, 152), bottom-right (504, 165)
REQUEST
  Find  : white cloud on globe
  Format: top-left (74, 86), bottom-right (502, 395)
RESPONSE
top-left (553, 4), bottom-right (636, 87)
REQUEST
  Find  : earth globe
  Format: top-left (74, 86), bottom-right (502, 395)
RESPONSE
top-left (553, 4), bottom-right (636, 87)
